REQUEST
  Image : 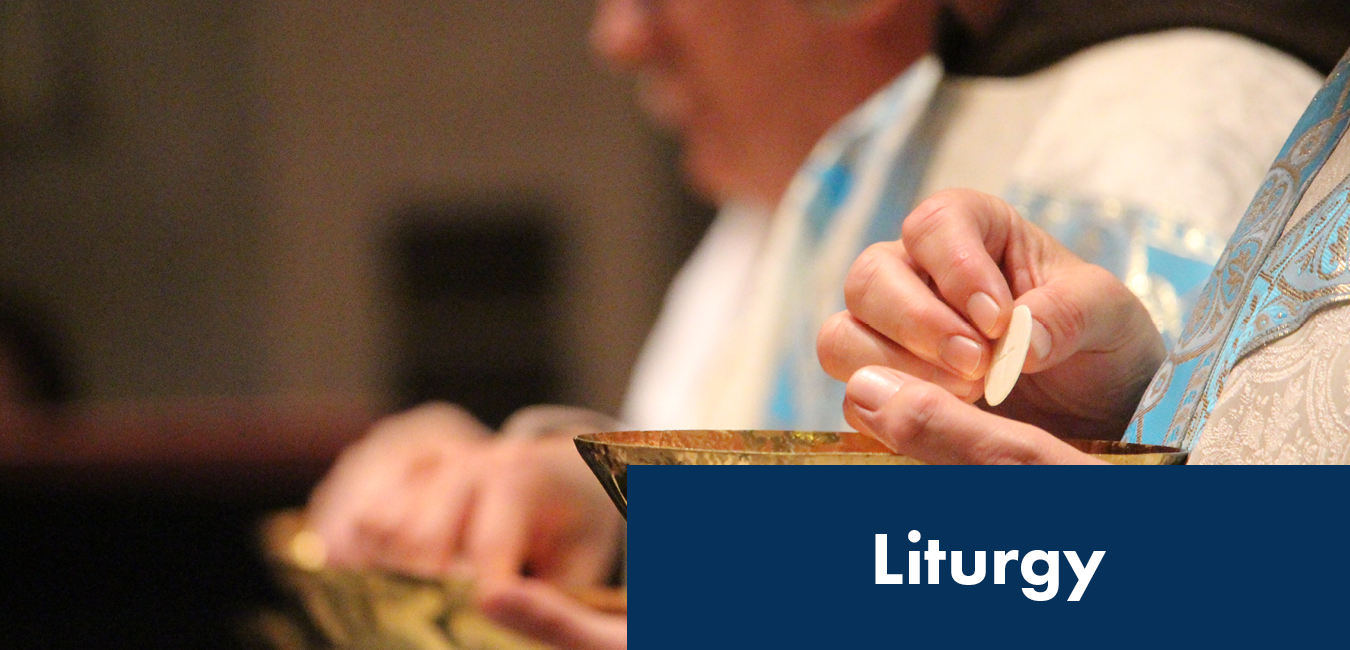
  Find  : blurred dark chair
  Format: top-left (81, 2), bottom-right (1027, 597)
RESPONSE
top-left (0, 290), bottom-right (75, 407)
top-left (0, 290), bottom-right (76, 442)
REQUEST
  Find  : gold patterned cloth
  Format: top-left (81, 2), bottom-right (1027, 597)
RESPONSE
top-left (1126, 51), bottom-right (1350, 457)
top-left (1190, 117), bottom-right (1350, 463)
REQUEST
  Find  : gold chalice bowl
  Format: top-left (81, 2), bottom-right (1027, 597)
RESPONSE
top-left (574, 430), bottom-right (1188, 518)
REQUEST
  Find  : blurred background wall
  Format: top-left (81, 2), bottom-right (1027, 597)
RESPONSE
top-left (0, 0), bottom-right (706, 420)
top-left (0, 2), bottom-right (709, 646)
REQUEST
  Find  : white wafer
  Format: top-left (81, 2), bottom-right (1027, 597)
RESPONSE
top-left (984, 304), bottom-right (1032, 406)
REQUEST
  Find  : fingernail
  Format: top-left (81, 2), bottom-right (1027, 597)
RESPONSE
top-left (940, 335), bottom-right (983, 379)
top-left (932, 373), bottom-right (979, 401)
top-left (848, 367), bottom-right (903, 412)
top-left (966, 292), bottom-right (1000, 337)
top-left (1030, 319), bottom-right (1052, 361)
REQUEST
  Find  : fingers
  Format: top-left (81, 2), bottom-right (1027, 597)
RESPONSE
top-left (307, 442), bottom-right (411, 568)
top-left (817, 311), bottom-right (981, 402)
top-left (479, 579), bottom-right (628, 650)
top-left (315, 439), bottom-right (486, 576)
top-left (515, 435), bottom-right (625, 588)
top-left (468, 434), bottom-right (624, 591)
top-left (834, 189), bottom-right (1149, 381)
top-left (841, 190), bottom-right (1024, 382)
top-left (466, 438), bottom-right (535, 588)
top-left (309, 401), bottom-right (624, 596)
top-left (373, 456), bottom-right (479, 576)
top-left (900, 189), bottom-right (1019, 339)
top-left (499, 404), bottom-right (623, 438)
top-left (824, 189), bottom-right (1166, 440)
top-left (843, 366), bottom-right (1104, 465)
top-left (305, 402), bottom-right (492, 573)
top-left (843, 241), bottom-right (992, 381)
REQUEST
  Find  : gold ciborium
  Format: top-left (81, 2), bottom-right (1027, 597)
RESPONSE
top-left (573, 430), bottom-right (1187, 518)
top-left (251, 510), bottom-right (613, 650)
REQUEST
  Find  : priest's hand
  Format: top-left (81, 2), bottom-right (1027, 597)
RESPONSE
top-left (817, 189), bottom-right (1164, 446)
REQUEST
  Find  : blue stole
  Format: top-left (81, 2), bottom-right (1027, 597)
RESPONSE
top-left (763, 60), bottom-right (942, 430)
top-left (1126, 54), bottom-right (1350, 450)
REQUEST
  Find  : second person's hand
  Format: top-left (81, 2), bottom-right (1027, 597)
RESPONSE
top-left (306, 402), bottom-right (624, 591)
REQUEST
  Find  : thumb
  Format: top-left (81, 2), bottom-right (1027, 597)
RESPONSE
top-left (1013, 262), bottom-right (1159, 374)
top-left (843, 366), bottom-right (1101, 465)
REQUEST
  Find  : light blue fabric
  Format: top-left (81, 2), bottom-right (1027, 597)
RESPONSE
top-left (763, 63), bottom-right (940, 430)
top-left (1007, 188), bottom-right (1228, 350)
top-left (760, 63), bottom-right (1247, 431)
top-left (1126, 54), bottom-right (1350, 450)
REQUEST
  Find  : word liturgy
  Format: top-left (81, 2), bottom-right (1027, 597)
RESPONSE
top-left (875, 530), bottom-right (1104, 601)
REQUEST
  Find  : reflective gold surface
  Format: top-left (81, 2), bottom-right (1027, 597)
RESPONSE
top-left (574, 430), bottom-right (1188, 518)
top-left (254, 510), bottom-right (558, 650)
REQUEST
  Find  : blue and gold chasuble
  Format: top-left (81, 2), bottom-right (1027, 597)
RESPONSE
top-left (1127, 54), bottom-right (1350, 450)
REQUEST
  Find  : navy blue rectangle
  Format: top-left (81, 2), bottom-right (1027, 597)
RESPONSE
top-left (628, 466), bottom-right (1347, 648)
